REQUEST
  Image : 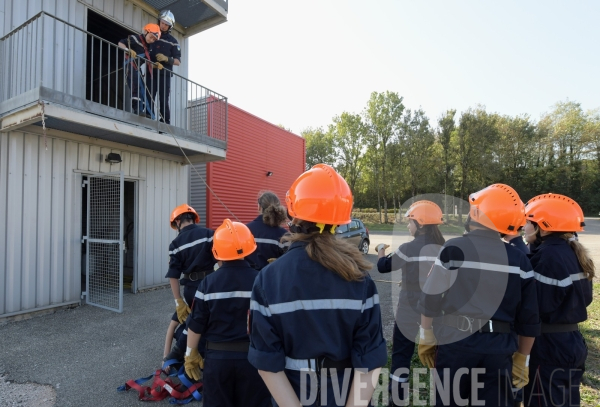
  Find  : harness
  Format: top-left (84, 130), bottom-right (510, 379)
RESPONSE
top-left (125, 35), bottom-right (157, 119)
top-left (117, 359), bottom-right (202, 404)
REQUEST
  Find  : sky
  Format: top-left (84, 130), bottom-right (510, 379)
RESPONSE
top-left (188, 0), bottom-right (600, 135)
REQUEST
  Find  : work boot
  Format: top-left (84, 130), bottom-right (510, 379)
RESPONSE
top-left (131, 98), bottom-right (140, 115)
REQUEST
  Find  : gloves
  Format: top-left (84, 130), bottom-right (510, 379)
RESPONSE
top-left (156, 53), bottom-right (169, 63)
top-left (184, 348), bottom-right (204, 382)
top-left (267, 258), bottom-right (277, 264)
top-left (512, 352), bottom-right (530, 389)
top-left (375, 243), bottom-right (390, 252)
top-left (154, 62), bottom-right (164, 70)
top-left (418, 327), bottom-right (437, 368)
top-left (175, 298), bottom-right (191, 324)
top-left (127, 49), bottom-right (137, 59)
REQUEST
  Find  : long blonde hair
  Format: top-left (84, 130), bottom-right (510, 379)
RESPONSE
top-left (281, 222), bottom-right (372, 282)
top-left (559, 233), bottom-right (595, 281)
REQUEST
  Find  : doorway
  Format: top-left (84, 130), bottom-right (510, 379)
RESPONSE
top-left (86, 9), bottom-right (134, 109)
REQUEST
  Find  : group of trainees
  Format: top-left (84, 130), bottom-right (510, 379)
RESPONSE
top-left (160, 163), bottom-right (594, 407)
top-left (377, 185), bottom-right (593, 407)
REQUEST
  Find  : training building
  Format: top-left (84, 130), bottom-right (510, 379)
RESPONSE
top-left (0, 0), bottom-right (304, 319)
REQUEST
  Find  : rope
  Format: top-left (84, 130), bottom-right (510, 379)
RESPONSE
top-left (372, 279), bottom-right (402, 286)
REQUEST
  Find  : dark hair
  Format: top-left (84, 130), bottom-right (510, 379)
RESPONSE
top-left (258, 191), bottom-right (287, 227)
top-left (413, 221), bottom-right (445, 246)
top-left (281, 221), bottom-right (372, 282)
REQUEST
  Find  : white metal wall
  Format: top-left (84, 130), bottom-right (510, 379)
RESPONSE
top-left (189, 163), bottom-right (206, 227)
top-left (0, 128), bottom-right (188, 317)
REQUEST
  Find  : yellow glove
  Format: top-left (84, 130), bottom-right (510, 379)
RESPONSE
top-left (512, 352), bottom-right (530, 389)
top-left (184, 348), bottom-right (204, 381)
top-left (375, 243), bottom-right (390, 252)
top-left (128, 49), bottom-right (137, 59)
top-left (175, 298), bottom-right (191, 324)
top-left (156, 53), bottom-right (169, 63)
top-left (154, 62), bottom-right (164, 70)
top-left (267, 258), bottom-right (277, 264)
top-left (418, 327), bottom-right (437, 368)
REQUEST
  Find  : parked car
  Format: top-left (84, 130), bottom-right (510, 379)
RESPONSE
top-left (335, 219), bottom-right (370, 254)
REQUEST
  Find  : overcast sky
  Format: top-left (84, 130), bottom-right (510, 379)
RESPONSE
top-left (188, 0), bottom-right (600, 134)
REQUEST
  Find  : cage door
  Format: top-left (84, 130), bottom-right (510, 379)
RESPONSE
top-left (86, 171), bottom-right (124, 312)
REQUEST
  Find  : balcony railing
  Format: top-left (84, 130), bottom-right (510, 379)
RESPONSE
top-left (0, 12), bottom-right (227, 146)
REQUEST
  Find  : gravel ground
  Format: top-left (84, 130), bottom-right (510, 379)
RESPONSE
top-left (0, 374), bottom-right (56, 407)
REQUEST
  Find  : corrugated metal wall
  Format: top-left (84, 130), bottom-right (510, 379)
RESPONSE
top-left (205, 104), bottom-right (306, 230)
top-left (0, 128), bottom-right (188, 317)
top-left (189, 163), bottom-right (206, 227)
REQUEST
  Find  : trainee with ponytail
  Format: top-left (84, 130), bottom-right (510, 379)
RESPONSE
top-left (248, 164), bottom-right (387, 406)
top-left (523, 194), bottom-right (594, 407)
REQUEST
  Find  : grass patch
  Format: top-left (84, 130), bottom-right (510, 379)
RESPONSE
top-left (364, 222), bottom-right (464, 235)
top-left (580, 282), bottom-right (600, 407)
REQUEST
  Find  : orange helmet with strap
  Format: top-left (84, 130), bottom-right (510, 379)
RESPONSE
top-left (212, 219), bottom-right (257, 261)
top-left (143, 23), bottom-right (161, 39)
top-left (405, 200), bottom-right (444, 225)
top-left (170, 204), bottom-right (199, 230)
top-left (468, 184), bottom-right (525, 234)
top-left (525, 193), bottom-right (585, 232)
top-left (286, 164), bottom-right (353, 228)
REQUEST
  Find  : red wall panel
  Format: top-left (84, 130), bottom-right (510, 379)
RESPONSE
top-left (206, 104), bottom-right (305, 230)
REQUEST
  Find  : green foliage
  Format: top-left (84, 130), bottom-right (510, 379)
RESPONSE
top-left (303, 94), bottom-right (600, 216)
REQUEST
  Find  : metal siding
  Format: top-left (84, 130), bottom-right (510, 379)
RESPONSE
top-left (6, 132), bottom-right (24, 313)
top-left (50, 138), bottom-right (66, 304)
top-left (121, 150), bottom-right (131, 176)
top-left (189, 163), bottom-right (206, 227)
top-left (158, 158), bottom-right (169, 284)
top-left (206, 105), bottom-right (306, 229)
top-left (21, 133), bottom-right (40, 310)
top-left (137, 155), bottom-right (148, 288)
top-left (36, 135), bottom-right (52, 307)
top-left (0, 132), bottom-right (7, 315)
top-left (64, 140), bottom-right (79, 302)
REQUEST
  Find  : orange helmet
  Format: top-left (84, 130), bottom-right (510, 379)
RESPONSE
top-left (143, 23), bottom-right (161, 39)
top-left (525, 193), bottom-right (585, 232)
top-left (405, 200), bottom-right (444, 225)
top-left (212, 219), bottom-right (257, 261)
top-left (170, 204), bottom-right (199, 230)
top-left (286, 164), bottom-right (353, 225)
top-left (468, 184), bottom-right (525, 234)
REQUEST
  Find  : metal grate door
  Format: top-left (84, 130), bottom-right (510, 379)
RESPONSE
top-left (85, 172), bottom-right (124, 312)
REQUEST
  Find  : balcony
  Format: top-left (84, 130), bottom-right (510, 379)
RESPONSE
top-left (0, 12), bottom-right (227, 162)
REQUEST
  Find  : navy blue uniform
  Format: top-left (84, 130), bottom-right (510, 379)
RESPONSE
top-left (120, 34), bottom-right (156, 113)
top-left (149, 32), bottom-right (181, 124)
top-left (249, 241), bottom-right (387, 407)
top-left (187, 260), bottom-right (271, 407)
top-left (165, 224), bottom-right (215, 354)
top-left (523, 236), bottom-right (593, 407)
top-left (418, 229), bottom-right (540, 407)
top-left (245, 215), bottom-right (288, 270)
top-left (377, 234), bottom-right (441, 405)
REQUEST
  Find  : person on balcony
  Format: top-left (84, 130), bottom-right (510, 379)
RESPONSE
top-left (118, 23), bottom-right (162, 116)
top-left (149, 10), bottom-right (181, 125)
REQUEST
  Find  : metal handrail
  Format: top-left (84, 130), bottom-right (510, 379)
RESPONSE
top-left (0, 12), bottom-right (227, 143)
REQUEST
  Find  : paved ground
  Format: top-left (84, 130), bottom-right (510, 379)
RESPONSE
top-left (1, 219), bottom-right (598, 406)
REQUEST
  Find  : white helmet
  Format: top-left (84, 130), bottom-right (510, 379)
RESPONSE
top-left (158, 10), bottom-right (175, 32)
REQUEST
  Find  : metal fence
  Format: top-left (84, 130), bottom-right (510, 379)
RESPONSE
top-left (0, 12), bottom-right (227, 143)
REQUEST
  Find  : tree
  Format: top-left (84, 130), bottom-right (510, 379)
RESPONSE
top-left (437, 109), bottom-right (457, 218)
top-left (330, 112), bottom-right (367, 196)
top-left (364, 91), bottom-right (405, 223)
top-left (302, 127), bottom-right (336, 170)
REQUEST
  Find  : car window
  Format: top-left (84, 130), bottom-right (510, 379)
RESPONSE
top-left (349, 221), bottom-right (360, 231)
top-left (336, 224), bottom-right (348, 233)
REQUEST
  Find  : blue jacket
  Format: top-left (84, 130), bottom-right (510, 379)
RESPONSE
top-left (528, 235), bottom-right (593, 366)
top-left (165, 224), bottom-right (215, 287)
top-left (187, 259), bottom-right (258, 359)
top-left (245, 215), bottom-right (288, 270)
top-left (248, 241), bottom-right (387, 373)
top-left (149, 31), bottom-right (181, 72)
top-left (418, 228), bottom-right (540, 354)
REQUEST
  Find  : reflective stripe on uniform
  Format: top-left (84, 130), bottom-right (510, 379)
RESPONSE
top-left (435, 258), bottom-right (534, 279)
top-left (285, 357), bottom-right (318, 371)
top-left (534, 272), bottom-right (586, 287)
top-left (169, 237), bottom-right (213, 255)
top-left (389, 373), bottom-right (409, 383)
top-left (394, 249), bottom-right (437, 263)
top-left (254, 238), bottom-right (287, 249)
top-left (195, 291), bottom-right (252, 301)
top-left (250, 294), bottom-right (379, 317)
